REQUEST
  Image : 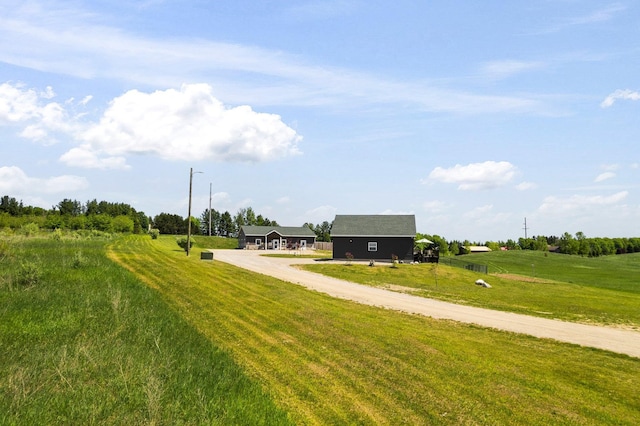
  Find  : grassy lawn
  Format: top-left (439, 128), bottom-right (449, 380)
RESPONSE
top-left (300, 253), bottom-right (640, 327)
top-left (0, 234), bottom-right (290, 425)
top-left (105, 235), bottom-right (640, 425)
top-left (3, 233), bottom-right (639, 424)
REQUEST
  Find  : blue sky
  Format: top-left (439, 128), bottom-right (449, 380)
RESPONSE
top-left (1, 0), bottom-right (639, 242)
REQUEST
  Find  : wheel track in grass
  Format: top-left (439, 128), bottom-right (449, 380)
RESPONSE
top-left (108, 238), bottom-right (428, 424)
top-left (106, 238), bottom-right (640, 424)
top-left (212, 249), bottom-right (640, 359)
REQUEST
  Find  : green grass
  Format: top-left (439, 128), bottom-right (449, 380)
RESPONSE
top-left (300, 253), bottom-right (640, 327)
top-left (473, 250), bottom-right (640, 293)
top-left (0, 234), bottom-right (291, 425)
top-left (105, 236), bottom-right (640, 424)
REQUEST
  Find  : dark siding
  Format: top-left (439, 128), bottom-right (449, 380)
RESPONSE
top-left (332, 237), bottom-right (414, 261)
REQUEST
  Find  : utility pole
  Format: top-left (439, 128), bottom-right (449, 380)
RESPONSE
top-left (208, 182), bottom-right (212, 237)
top-left (186, 168), bottom-right (203, 256)
top-left (523, 217), bottom-right (529, 239)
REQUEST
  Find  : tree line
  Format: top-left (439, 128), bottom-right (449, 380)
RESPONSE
top-left (419, 232), bottom-right (640, 258)
top-left (1, 196), bottom-right (149, 233)
top-left (3, 195), bottom-right (638, 257)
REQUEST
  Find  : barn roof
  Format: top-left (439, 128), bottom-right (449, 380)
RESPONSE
top-left (330, 215), bottom-right (416, 237)
top-left (240, 225), bottom-right (316, 237)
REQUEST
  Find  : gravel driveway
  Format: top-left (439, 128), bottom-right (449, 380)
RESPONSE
top-left (212, 249), bottom-right (640, 358)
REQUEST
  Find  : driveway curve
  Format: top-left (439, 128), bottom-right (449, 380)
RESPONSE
top-left (213, 250), bottom-right (640, 358)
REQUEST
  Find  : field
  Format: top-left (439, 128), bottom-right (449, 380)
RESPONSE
top-left (300, 250), bottom-right (640, 327)
top-left (2, 234), bottom-right (640, 424)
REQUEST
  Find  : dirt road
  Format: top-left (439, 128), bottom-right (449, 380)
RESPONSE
top-left (212, 250), bottom-right (640, 358)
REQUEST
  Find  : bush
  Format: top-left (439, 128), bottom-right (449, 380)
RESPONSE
top-left (20, 222), bottom-right (40, 237)
top-left (51, 228), bottom-right (63, 241)
top-left (177, 237), bottom-right (195, 251)
top-left (150, 229), bottom-right (160, 239)
top-left (15, 260), bottom-right (42, 287)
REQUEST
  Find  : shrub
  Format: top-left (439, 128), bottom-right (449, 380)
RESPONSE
top-left (15, 260), bottom-right (42, 287)
top-left (177, 237), bottom-right (195, 251)
top-left (345, 251), bottom-right (354, 266)
top-left (150, 229), bottom-right (160, 239)
top-left (20, 222), bottom-right (40, 237)
top-left (51, 228), bottom-right (63, 241)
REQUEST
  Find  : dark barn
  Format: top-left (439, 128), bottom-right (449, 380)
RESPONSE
top-left (331, 215), bottom-right (416, 262)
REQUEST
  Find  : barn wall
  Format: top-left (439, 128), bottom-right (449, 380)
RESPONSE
top-left (332, 237), bottom-right (414, 261)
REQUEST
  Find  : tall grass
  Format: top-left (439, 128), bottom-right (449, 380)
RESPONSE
top-left (0, 235), bottom-right (291, 425)
top-left (107, 235), bottom-right (640, 424)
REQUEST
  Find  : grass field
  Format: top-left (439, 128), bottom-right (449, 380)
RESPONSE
top-left (300, 251), bottom-right (640, 327)
top-left (0, 234), bottom-right (290, 425)
top-left (2, 234), bottom-right (640, 424)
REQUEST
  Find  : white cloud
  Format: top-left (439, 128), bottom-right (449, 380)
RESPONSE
top-left (515, 181), bottom-right (537, 191)
top-left (423, 200), bottom-right (452, 213)
top-left (594, 172), bottom-right (615, 182)
top-left (59, 146), bottom-right (130, 170)
top-left (0, 82), bottom-right (73, 143)
top-left (65, 84), bottom-right (301, 168)
top-left (601, 89), bottom-right (640, 108)
top-left (426, 161), bottom-right (517, 190)
top-left (0, 4), bottom-right (545, 115)
top-left (0, 82), bottom-right (42, 123)
top-left (301, 205), bottom-right (338, 224)
top-left (481, 60), bottom-right (544, 79)
top-left (538, 191), bottom-right (628, 214)
top-left (0, 166), bottom-right (88, 194)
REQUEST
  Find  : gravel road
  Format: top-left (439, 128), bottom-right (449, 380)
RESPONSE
top-left (212, 249), bottom-right (640, 358)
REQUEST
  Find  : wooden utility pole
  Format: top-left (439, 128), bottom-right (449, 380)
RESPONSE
top-left (187, 168), bottom-right (194, 256)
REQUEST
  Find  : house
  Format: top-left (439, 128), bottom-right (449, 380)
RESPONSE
top-left (238, 225), bottom-right (316, 250)
top-left (330, 215), bottom-right (416, 261)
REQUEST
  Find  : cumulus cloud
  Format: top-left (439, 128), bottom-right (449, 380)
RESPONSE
top-left (538, 191), bottom-right (628, 214)
top-left (425, 161), bottom-right (517, 190)
top-left (0, 82), bottom-right (74, 143)
top-left (59, 146), bottom-right (130, 170)
top-left (601, 89), bottom-right (640, 108)
top-left (0, 166), bottom-right (88, 194)
top-left (63, 83), bottom-right (302, 168)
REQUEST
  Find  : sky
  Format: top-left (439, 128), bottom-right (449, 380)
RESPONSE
top-left (1, 0), bottom-right (639, 242)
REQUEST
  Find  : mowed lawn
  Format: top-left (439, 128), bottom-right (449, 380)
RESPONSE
top-left (107, 236), bottom-right (640, 425)
top-left (300, 252), bottom-right (640, 327)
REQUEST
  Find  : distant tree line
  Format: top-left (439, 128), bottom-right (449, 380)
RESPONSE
top-left (153, 206), bottom-right (279, 237)
top-left (1, 195), bottom-right (149, 233)
top-left (440, 232), bottom-right (640, 258)
top-left (5, 194), bottom-right (638, 257)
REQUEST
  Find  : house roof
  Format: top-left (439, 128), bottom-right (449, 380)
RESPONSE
top-left (330, 215), bottom-right (416, 237)
top-left (241, 225), bottom-right (316, 238)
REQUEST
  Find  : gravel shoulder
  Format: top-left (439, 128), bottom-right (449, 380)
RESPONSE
top-left (213, 249), bottom-right (640, 358)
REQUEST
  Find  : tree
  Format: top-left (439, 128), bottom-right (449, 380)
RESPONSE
top-left (219, 211), bottom-right (235, 237)
top-left (153, 213), bottom-right (186, 234)
top-left (112, 215), bottom-right (134, 233)
top-left (58, 199), bottom-right (82, 216)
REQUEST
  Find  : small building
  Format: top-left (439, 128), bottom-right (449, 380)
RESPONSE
top-left (330, 214), bottom-right (416, 262)
top-left (238, 225), bottom-right (316, 250)
top-left (467, 246), bottom-right (492, 253)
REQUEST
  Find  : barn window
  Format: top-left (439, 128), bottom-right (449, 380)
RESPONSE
top-left (368, 241), bottom-right (378, 252)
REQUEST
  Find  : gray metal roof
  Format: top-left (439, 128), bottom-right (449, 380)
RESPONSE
top-left (241, 225), bottom-right (316, 237)
top-left (330, 215), bottom-right (416, 237)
